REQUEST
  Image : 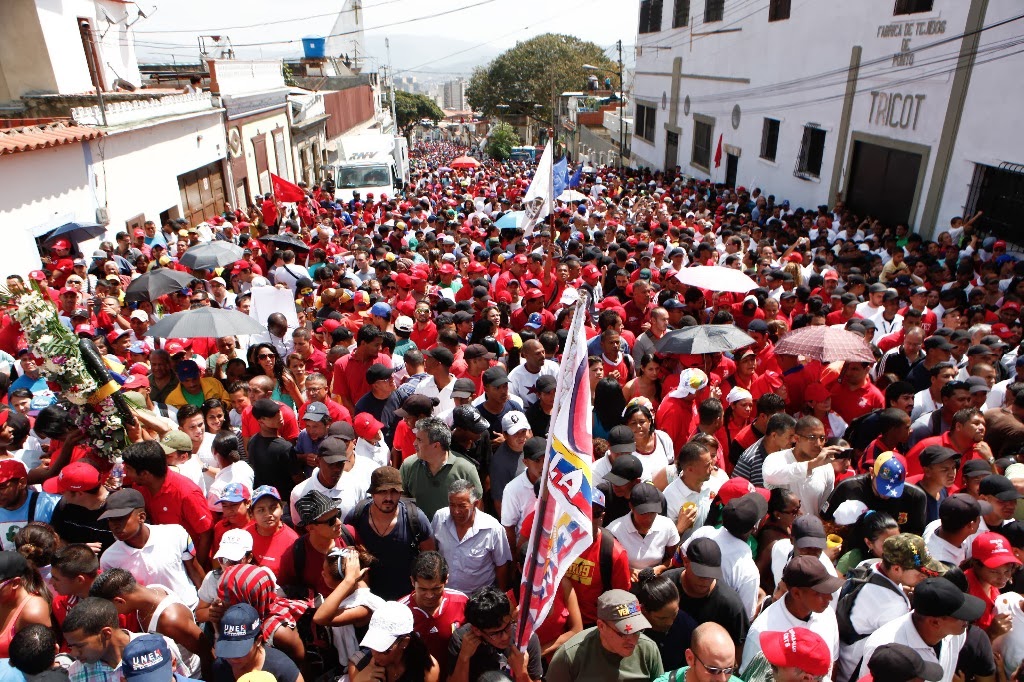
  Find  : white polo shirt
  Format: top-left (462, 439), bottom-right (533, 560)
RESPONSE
top-left (606, 513), bottom-right (680, 571)
top-left (762, 448), bottom-right (835, 517)
top-left (923, 519), bottom-right (968, 566)
top-left (100, 523), bottom-right (199, 609)
top-left (500, 472), bottom-right (538, 534)
top-left (432, 507), bottom-right (512, 594)
top-left (741, 594), bottom-right (840, 676)
top-left (685, 525), bottom-right (760, 619)
top-left (835, 564), bottom-right (912, 682)
top-left (859, 612), bottom-right (966, 682)
top-left (663, 476), bottom-right (722, 540)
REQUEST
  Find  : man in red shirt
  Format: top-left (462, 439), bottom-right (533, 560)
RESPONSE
top-left (622, 279), bottom-right (653, 338)
top-left (399, 550), bottom-right (468, 671)
top-left (410, 301), bottom-right (438, 352)
top-left (260, 193), bottom-right (279, 230)
top-left (292, 327), bottom-right (328, 376)
top-left (657, 368), bottom-right (708, 456)
top-left (905, 407), bottom-right (993, 481)
top-left (510, 289), bottom-right (555, 332)
top-left (562, 486), bottom-right (630, 627)
top-left (122, 440), bottom-right (213, 567)
top-left (829, 361), bottom-right (885, 424)
top-left (241, 375), bottom-right (300, 442)
top-left (331, 324), bottom-right (392, 414)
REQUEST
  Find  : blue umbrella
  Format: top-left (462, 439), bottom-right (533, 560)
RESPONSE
top-left (43, 221), bottom-right (105, 245)
top-left (495, 211), bottom-right (526, 229)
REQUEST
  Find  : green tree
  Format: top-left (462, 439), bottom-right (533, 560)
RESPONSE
top-left (394, 90), bottom-right (444, 139)
top-left (485, 122), bottom-right (520, 161)
top-left (466, 33), bottom-right (618, 123)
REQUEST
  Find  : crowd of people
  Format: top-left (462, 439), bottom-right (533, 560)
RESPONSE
top-left (0, 137), bottom-right (1020, 682)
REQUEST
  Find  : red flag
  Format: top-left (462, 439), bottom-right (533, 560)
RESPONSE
top-left (714, 134), bottom-right (723, 168)
top-left (271, 173), bottom-right (305, 203)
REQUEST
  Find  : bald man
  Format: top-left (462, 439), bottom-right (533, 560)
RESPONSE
top-left (507, 339), bottom-right (558, 407)
top-left (654, 622), bottom-right (742, 682)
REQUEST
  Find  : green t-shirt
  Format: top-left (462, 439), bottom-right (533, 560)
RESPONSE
top-left (399, 453), bottom-right (483, 520)
top-left (181, 386), bottom-right (206, 408)
top-left (547, 628), bottom-right (663, 682)
top-left (655, 667), bottom-right (743, 682)
top-left (836, 547), bottom-right (866, 575)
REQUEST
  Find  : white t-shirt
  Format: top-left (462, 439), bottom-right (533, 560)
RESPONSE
top-left (332, 587), bottom-right (386, 665)
top-left (742, 595), bottom-right (840, 676)
top-left (290, 469), bottom-right (368, 522)
top-left (355, 437), bottom-right (390, 468)
top-left (835, 564), bottom-right (911, 682)
top-left (663, 475), bottom-right (723, 541)
top-left (762, 448), bottom-right (835, 517)
top-left (500, 472), bottom-right (537, 534)
top-left (507, 361), bottom-right (559, 407)
top-left (206, 460), bottom-right (256, 511)
top-left (100, 523), bottom-right (199, 609)
top-left (859, 612), bottom-right (965, 682)
top-left (923, 518), bottom-right (968, 566)
top-left (606, 513), bottom-right (680, 571)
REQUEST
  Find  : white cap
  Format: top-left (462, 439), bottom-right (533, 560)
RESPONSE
top-left (441, 235), bottom-right (456, 245)
top-left (394, 316), bottom-right (414, 333)
top-left (560, 287), bottom-right (580, 306)
top-left (129, 310), bottom-right (148, 322)
top-left (214, 528), bottom-right (254, 562)
top-left (211, 276), bottom-right (226, 286)
top-left (501, 410), bottom-right (529, 435)
top-left (359, 602), bottom-right (414, 653)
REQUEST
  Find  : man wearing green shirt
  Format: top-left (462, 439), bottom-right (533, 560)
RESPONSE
top-left (654, 622), bottom-right (742, 682)
top-left (400, 417), bottom-right (483, 519)
top-left (546, 589), bottom-right (663, 682)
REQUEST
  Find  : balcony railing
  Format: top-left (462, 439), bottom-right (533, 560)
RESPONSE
top-left (70, 92), bottom-right (216, 127)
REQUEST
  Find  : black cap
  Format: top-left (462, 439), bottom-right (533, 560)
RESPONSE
top-left (251, 399), bottom-right (281, 419)
top-left (940, 493), bottom-right (992, 529)
top-left (464, 344), bottom-right (495, 360)
top-left (604, 454), bottom-right (643, 486)
top-left (868, 282), bottom-right (887, 294)
top-left (722, 492), bottom-right (768, 535)
top-left (99, 488), bottom-right (146, 519)
top-left (782, 555), bottom-right (846, 593)
top-left (924, 336), bottom-right (955, 351)
top-left (792, 515), bottom-right (827, 549)
top-left (607, 425), bottom-right (636, 454)
top-left (365, 363), bottom-right (396, 383)
top-left (967, 344), bottom-right (994, 357)
top-left (425, 347), bottom-right (455, 368)
top-left (962, 459), bottom-right (994, 479)
top-left (523, 437), bottom-right (546, 462)
top-left (482, 366), bottom-right (510, 387)
top-left (450, 378), bottom-right (477, 399)
top-left (326, 421), bottom-right (356, 442)
top-left (993, 520), bottom-right (1024, 549)
top-left (395, 394), bottom-right (437, 418)
top-left (919, 445), bottom-right (960, 468)
top-left (629, 482), bottom-right (662, 515)
top-left (913, 577), bottom-right (986, 620)
top-left (979, 474), bottom-right (1024, 501)
top-left (866, 643), bottom-right (944, 682)
top-left (451, 405), bottom-right (489, 433)
top-left (535, 375), bottom-right (557, 393)
top-left (452, 310), bottom-right (475, 324)
top-left (686, 538), bottom-right (724, 579)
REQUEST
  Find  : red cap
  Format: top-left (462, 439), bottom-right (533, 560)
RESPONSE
top-left (165, 341), bottom-right (187, 355)
top-left (805, 383), bottom-right (832, 402)
top-left (582, 264), bottom-right (601, 284)
top-left (652, 245), bottom-right (665, 255)
top-left (991, 323), bottom-right (1014, 340)
top-left (717, 477), bottom-right (755, 505)
top-left (51, 239), bottom-right (70, 251)
top-left (524, 288), bottom-right (544, 301)
top-left (42, 461), bottom-right (102, 494)
top-left (127, 362), bottom-right (150, 377)
top-left (123, 374), bottom-right (150, 390)
top-left (0, 460), bottom-right (27, 485)
top-left (468, 262), bottom-right (487, 275)
top-left (973, 532), bottom-right (1022, 568)
top-left (823, 270), bottom-right (839, 280)
top-left (0, 411), bottom-right (8, 428)
top-left (133, 229), bottom-right (145, 238)
top-left (786, 253), bottom-right (804, 264)
top-left (394, 273), bottom-right (413, 289)
top-left (59, 287), bottom-right (77, 296)
top-left (438, 263), bottom-right (457, 276)
top-left (513, 254), bottom-right (528, 266)
top-left (316, 319), bottom-right (342, 334)
top-left (354, 412), bottom-right (384, 440)
top-left (75, 323), bottom-right (95, 336)
top-left (1001, 303), bottom-right (1021, 313)
top-left (759, 628), bottom-right (831, 677)
top-left (106, 329), bottom-right (129, 344)
top-left (995, 240), bottom-right (1007, 250)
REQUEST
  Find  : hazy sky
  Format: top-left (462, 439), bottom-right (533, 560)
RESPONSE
top-left (131, 0), bottom-right (639, 76)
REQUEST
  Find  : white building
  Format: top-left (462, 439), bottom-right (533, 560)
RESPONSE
top-left (443, 79), bottom-right (467, 111)
top-left (632, 0), bottom-right (1024, 238)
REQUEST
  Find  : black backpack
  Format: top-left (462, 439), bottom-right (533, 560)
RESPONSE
top-left (347, 497), bottom-right (426, 550)
top-left (598, 530), bottom-right (615, 592)
top-left (835, 566), bottom-right (905, 645)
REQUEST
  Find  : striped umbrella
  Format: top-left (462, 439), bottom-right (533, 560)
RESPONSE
top-left (774, 325), bottom-right (876, 364)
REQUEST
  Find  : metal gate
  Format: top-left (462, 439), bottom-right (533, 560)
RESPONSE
top-left (964, 162), bottom-right (1024, 248)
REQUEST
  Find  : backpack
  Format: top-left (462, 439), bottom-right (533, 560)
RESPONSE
top-left (347, 497), bottom-right (426, 550)
top-left (835, 565), bottom-right (905, 645)
top-left (598, 530), bottom-right (615, 593)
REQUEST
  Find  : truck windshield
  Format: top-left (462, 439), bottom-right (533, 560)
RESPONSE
top-left (336, 164), bottom-right (391, 189)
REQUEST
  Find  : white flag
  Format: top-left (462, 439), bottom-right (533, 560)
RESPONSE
top-left (521, 141), bottom-right (553, 237)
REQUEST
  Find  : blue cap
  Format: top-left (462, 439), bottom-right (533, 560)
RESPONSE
top-left (525, 313), bottom-right (544, 329)
top-left (175, 360), bottom-right (200, 379)
top-left (121, 634), bottom-right (174, 682)
top-left (215, 603), bottom-right (261, 658)
top-left (217, 483), bottom-right (251, 504)
top-left (873, 452), bottom-right (907, 499)
top-left (251, 485), bottom-right (281, 504)
top-left (370, 302), bottom-right (392, 318)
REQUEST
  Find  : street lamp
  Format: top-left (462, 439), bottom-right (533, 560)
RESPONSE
top-left (583, 39), bottom-right (626, 171)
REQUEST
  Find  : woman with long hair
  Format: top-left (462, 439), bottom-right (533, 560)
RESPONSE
top-left (285, 353), bottom-right (308, 402)
top-left (202, 398), bottom-right (230, 435)
top-left (623, 399), bottom-right (673, 490)
top-left (622, 353), bottom-right (663, 411)
top-left (249, 343), bottom-right (302, 409)
top-left (218, 562), bottom-right (309, 661)
top-left (0, 550), bottom-right (52, 657)
top-left (755, 488), bottom-right (801, 593)
top-left (205, 431), bottom-right (255, 511)
top-left (14, 523), bottom-right (59, 593)
top-left (964, 531), bottom-right (1022, 638)
top-left (593, 377), bottom-right (627, 441)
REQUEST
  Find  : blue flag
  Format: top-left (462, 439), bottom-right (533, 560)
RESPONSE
top-left (552, 156), bottom-right (568, 199)
top-left (568, 164), bottom-right (582, 189)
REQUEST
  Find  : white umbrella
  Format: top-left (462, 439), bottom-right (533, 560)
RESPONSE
top-left (674, 265), bottom-right (759, 293)
top-left (557, 190), bottom-right (587, 202)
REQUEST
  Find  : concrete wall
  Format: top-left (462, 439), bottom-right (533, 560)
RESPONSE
top-left (631, 0), bottom-right (1019, 236)
top-left (0, 0), bottom-right (56, 100)
top-left (90, 111), bottom-right (227, 229)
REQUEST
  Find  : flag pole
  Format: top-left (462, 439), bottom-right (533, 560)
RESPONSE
top-left (515, 293), bottom-right (588, 649)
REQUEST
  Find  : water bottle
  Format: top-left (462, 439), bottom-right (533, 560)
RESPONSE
top-left (108, 461), bottom-right (124, 491)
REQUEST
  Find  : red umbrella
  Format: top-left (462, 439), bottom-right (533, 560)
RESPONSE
top-left (774, 325), bottom-right (875, 364)
top-left (450, 155), bottom-right (480, 169)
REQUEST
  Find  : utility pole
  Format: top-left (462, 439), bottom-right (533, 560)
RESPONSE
top-left (385, 38), bottom-right (398, 137)
top-left (617, 39), bottom-right (625, 171)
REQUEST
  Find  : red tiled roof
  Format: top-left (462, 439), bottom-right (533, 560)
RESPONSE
top-left (0, 122), bottom-right (103, 157)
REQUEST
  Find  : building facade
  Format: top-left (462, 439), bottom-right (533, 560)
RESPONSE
top-left (632, 0), bottom-right (1024, 239)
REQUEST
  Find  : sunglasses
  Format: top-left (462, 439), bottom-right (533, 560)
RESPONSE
top-left (693, 652), bottom-right (735, 677)
top-left (309, 512), bottom-right (341, 525)
top-left (257, 354), bottom-right (275, 360)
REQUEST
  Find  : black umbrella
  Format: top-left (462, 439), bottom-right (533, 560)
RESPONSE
top-left (147, 307), bottom-right (268, 339)
top-left (179, 241), bottom-right (244, 271)
top-left (43, 221), bottom-right (105, 246)
top-left (123, 268), bottom-right (195, 303)
top-left (260, 233), bottom-right (309, 253)
top-left (654, 324), bottom-right (755, 355)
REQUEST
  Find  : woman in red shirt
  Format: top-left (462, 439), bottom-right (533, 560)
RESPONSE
top-left (965, 531), bottom-right (1021, 635)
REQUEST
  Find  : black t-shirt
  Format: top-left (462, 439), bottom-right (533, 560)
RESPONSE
top-left (345, 501), bottom-right (433, 601)
top-left (821, 474), bottom-right (927, 536)
top-left (644, 609), bottom-right (699, 671)
top-left (447, 624), bottom-right (543, 681)
top-left (489, 444), bottom-right (522, 504)
top-left (212, 647), bottom-right (300, 682)
top-left (663, 568), bottom-right (750, 648)
top-left (353, 393), bottom-right (389, 421)
top-left (50, 500), bottom-right (116, 551)
top-left (956, 624), bottom-right (997, 678)
top-left (247, 434), bottom-right (299, 501)
top-left (524, 402), bottom-right (550, 440)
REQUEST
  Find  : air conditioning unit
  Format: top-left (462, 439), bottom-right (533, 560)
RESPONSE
top-left (96, 207), bottom-right (110, 225)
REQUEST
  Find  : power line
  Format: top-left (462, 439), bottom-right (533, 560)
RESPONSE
top-left (133, 0), bottom-right (409, 34)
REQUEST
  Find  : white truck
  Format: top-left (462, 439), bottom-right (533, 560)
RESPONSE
top-left (331, 134), bottom-right (409, 203)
